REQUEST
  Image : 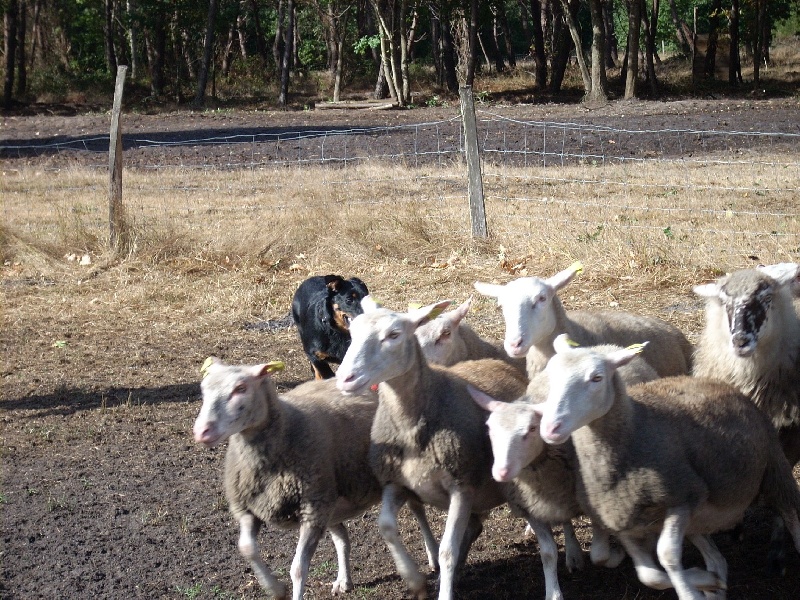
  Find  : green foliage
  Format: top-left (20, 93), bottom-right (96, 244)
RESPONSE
top-left (354, 35), bottom-right (381, 56)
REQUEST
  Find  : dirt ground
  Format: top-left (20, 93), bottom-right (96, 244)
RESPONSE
top-left (3, 97), bottom-right (800, 600)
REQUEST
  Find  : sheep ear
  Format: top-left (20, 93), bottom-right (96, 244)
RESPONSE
top-left (606, 344), bottom-right (646, 370)
top-left (467, 385), bottom-right (505, 413)
top-left (758, 263), bottom-right (800, 287)
top-left (255, 361), bottom-right (285, 377)
top-left (200, 356), bottom-right (220, 378)
top-left (546, 261), bottom-right (583, 291)
top-left (474, 281), bottom-right (504, 298)
top-left (449, 297), bottom-right (472, 326)
top-left (361, 295), bottom-right (381, 313)
top-left (410, 300), bottom-right (452, 328)
top-left (553, 334), bottom-right (579, 354)
top-left (693, 282), bottom-right (721, 298)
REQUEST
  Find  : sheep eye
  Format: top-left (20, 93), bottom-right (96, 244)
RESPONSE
top-left (590, 374), bottom-right (603, 383)
top-left (232, 384), bottom-right (247, 395)
top-left (386, 330), bottom-right (400, 340)
top-left (763, 294), bottom-right (773, 304)
top-left (440, 329), bottom-right (451, 339)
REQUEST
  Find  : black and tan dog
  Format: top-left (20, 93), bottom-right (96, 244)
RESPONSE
top-left (291, 274), bottom-right (370, 379)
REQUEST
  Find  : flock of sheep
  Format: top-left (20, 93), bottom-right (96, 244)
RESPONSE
top-left (193, 261), bottom-right (800, 600)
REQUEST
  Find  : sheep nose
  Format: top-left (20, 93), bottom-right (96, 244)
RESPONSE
top-left (509, 337), bottom-right (523, 350)
top-left (494, 466), bottom-right (511, 482)
top-left (194, 423), bottom-right (215, 444)
top-left (542, 420), bottom-right (561, 439)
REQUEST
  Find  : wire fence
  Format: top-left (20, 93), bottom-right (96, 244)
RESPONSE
top-left (2, 108), bottom-right (799, 269)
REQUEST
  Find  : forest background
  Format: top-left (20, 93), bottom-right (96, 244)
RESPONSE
top-left (2, 0), bottom-right (800, 113)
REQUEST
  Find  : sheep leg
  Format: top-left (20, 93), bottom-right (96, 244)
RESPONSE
top-left (328, 523), bottom-right (354, 595)
top-left (589, 524), bottom-right (624, 569)
top-left (619, 532), bottom-right (722, 595)
top-left (456, 514), bottom-right (483, 574)
top-left (237, 513), bottom-right (287, 600)
top-left (378, 484), bottom-right (427, 599)
top-left (780, 505), bottom-right (800, 554)
top-left (290, 522), bottom-right (325, 600)
top-left (656, 509), bottom-right (722, 600)
top-left (526, 517), bottom-right (564, 600)
top-left (408, 497), bottom-right (440, 572)
top-left (688, 534), bottom-right (727, 600)
top-left (562, 520), bottom-right (585, 572)
top-left (437, 487), bottom-right (474, 600)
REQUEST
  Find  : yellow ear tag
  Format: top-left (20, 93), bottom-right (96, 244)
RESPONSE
top-left (624, 343), bottom-right (648, 354)
top-left (407, 302), bottom-right (423, 311)
top-left (200, 357), bottom-right (215, 379)
top-left (569, 261), bottom-right (584, 275)
top-left (264, 360), bottom-right (286, 374)
top-left (564, 337), bottom-right (581, 347)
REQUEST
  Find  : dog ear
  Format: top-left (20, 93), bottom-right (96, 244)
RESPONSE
top-left (325, 274), bottom-right (345, 293)
top-left (349, 277), bottom-right (369, 296)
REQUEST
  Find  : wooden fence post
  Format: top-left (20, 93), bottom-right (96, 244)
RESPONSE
top-left (459, 86), bottom-right (488, 239)
top-left (109, 65), bottom-right (128, 249)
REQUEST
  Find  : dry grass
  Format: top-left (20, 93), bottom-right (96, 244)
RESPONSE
top-left (2, 151), bottom-right (797, 373)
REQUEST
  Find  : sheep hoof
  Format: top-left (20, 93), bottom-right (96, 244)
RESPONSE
top-left (565, 550), bottom-right (586, 573)
top-left (331, 578), bottom-right (353, 595)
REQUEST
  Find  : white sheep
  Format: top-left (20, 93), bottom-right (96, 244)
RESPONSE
top-left (532, 335), bottom-right (800, 599)
top-left (193, 358), bottom-right (438, 600)
top-left (474, 263), bottom-right (694, 379)
top-left (336, 298), bottom-right (521, 600)
top-left (414, 297), bottom-right (527, 375)
top-left (464, 344), bottom-right (659, 587)
top-left (468, 383), bottom-right (624, 588)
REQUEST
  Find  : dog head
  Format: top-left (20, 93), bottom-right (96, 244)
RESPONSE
top-left (325, 275), bottom-right (370, 332)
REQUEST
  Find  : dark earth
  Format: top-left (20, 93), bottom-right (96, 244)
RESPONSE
top-left (3, 97), bottom-right (800, 599)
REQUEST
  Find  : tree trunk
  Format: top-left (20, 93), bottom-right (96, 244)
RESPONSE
top-left (126, 0), bottom-right (139, 79)
top-left (587, 0), bottom-right (607, 102)
top-left (752, 0), bottom-right (766, 86)
top-left (559, 0), bottom-right (591, 94)
top-left (145, 16), bottom-right (167, 95)
top-left (704, 0), bottom-right (722, 78)
top-left (602, 0), bottom-right (618, 67)
top-left (440, 10), bottom-right (459, 92)
top-left (246, 0), bottom-right (270, 69)
top-left (3, 0), bottom-right (18, 109)
top-left (273, 0), bottom-right (286, 71)
top-left (643, 0), bottom-right (659, 95)
top-left (530, 0), bottom-right (546, 88)
top-left (549, 0), bottom-right (573, 93)
top-left (431, 7), bottom-right (443, 84)
top-left (728, 0), bottom-right (740, 86)
top-left (222, 25), bottom-right (236, 76)
top-left (16, 0), bottom-right (26, 96)
top-left (104, 0), bottom-right (118, 75)
top-left (466, 0), bottom-right (479, 86)
top-left (279, 0), bottom-right (294, 105)
top-left (666, 0), bottom-right (691, 55)
top-left (496, 1), bottom-right (515, 68)
top-left (194, 0), bottom-right (218, 107)
top-left (624, 0), bottom-right (641, 98)
top-left (29, 0), bottom-right (41, 72)
top-left (237, 13), bottom-right (249, 62)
